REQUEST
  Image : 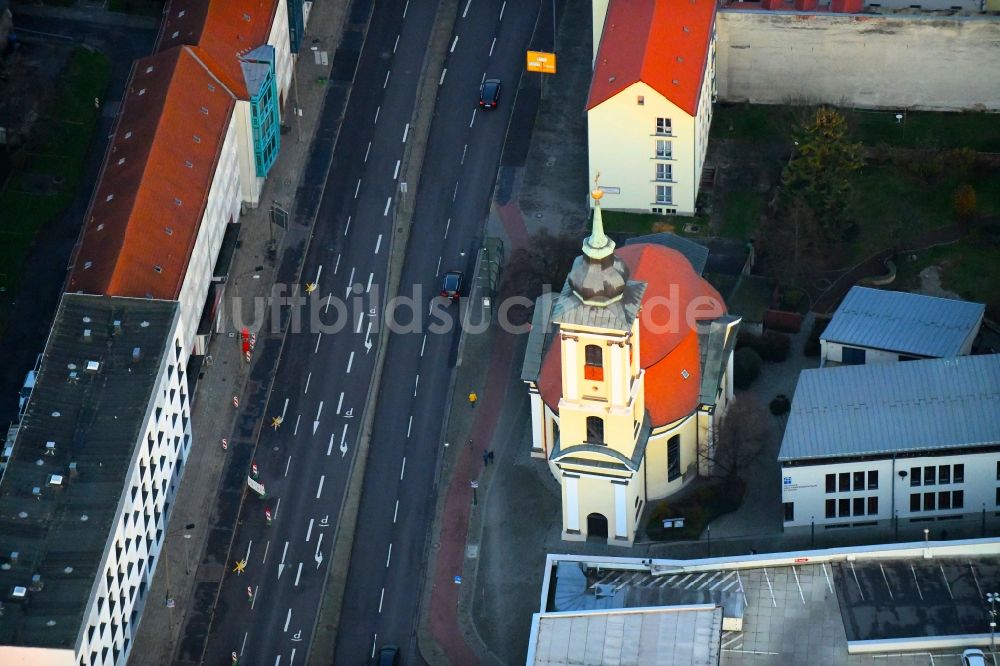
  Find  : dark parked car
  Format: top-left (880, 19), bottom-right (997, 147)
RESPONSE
top-left (479, 78), bottom-right (501, 108)
top-left (378, 645), bottom-right (400, 666)
top-left (440, 270), bottom-right (464, 302)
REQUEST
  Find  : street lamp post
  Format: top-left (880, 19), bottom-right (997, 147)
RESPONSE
top-left (987, 592), bottom-right (999, 652)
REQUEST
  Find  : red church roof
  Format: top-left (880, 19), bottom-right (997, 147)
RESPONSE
top-left (537, 244), bottom-right (725, 428)
top-left (588, 0), bottom-right (716, 116)
top-left (66, 46), bottom-right (236, 300)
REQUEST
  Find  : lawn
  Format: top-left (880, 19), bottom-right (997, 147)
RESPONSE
top-left (893, 233), bottom-right (1000, 314)
top-left (0, 47), bottom-right (110, 297)
top-left (601, 209), bottom-right (709, 238)
top-left (721, 191), bottom-right (767, 241)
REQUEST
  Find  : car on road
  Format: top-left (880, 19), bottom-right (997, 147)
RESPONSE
top-left (440, 270), bottom-right (464, 302)
top-left (377, 645), bottom-right (400, 666)
top-left (962, 648), bottom-right (986, 666)
top-left (479, 78), bottom-right (501, 108)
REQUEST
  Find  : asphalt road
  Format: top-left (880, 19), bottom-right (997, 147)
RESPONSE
top-left (332, 1), bottom-right (541, 663)
top-left (201, 0), bottom-right (540, 663)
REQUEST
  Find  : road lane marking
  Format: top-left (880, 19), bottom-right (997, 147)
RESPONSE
top-left (383, 69), bottom-right (390, 88)
top-left (324, 293), bottom-right (332, 313)
top-left (469, 108), bottom-right (476, 127)
top-left (327, 432), bottom-right (335, 456)
top-left (374, 106), bottom-right (380, 125)
top-left (306, 518), bottom-right (314, 542)
top-left (386, 544), bottom-right (392, 568)
top-left (337, 391), bottom-right (345, 414)
top-left (274, 497), bottom-right (281, 519)
top-left (246, 540), bottom-right (253, 561)
top-left (463, 0), bottom-right (472, 17)
top-left (375, 234), bottom-right (383, 254)
top-left (378, 587), bottom-right (385, 613)
top-left (347, 352), bottom-right (355, 373)
top-left (314, 333), bottom-right (322, 353)
top-left (439, 68), bottom-right (446, 86)
top-left (453, 182), bottom-right (459, 200)
top-left (450, 35), bottom-right (458, 53)
top-left (444, 218), bottom-right (450, 238)
top-left (403, 0), bottom-right (409, 17)
top-left (284, 608), bottom-right (292, 632)
top-left (500, 0), bottom-right (506, 21)
top-left (282, 398), bottom-right (289, 420)
top-left (285, 455), bottom-right (292, 477)
top-left (394, 499), bottom-right (399, 523)
top-left (241, 632), bottom-right (248, 655)
top-left (414, 374), bottom-right (419, 396)
top-left (316, 475), bottom-right (325, 499)
top-left (315, 265), bottom-right (323, 284)
top-left (490, 37), bottom-right (496, 56)
top-left (407, 415), bottom-right (413, 437)
top-left (354, 178), bottom-right (361, 198)
top-left (262, 540), bottom-right (270, 564)
top-left (313, 401), bottom-right (323, 435)
top-left (250, 584), bottom-right (259, 609)
top-left (461, 143), bottom-right (467, 164)
top-left (304, 372), bottom-right (312, 394)
top-left (295, 561), bottom-right (303, 586)
top-left (274, 656), bottom-right (280, 666)
top-left (420, 334), bottom-right (427, 357)
top-left (436, 256), bottom-right (442, 276)
top-left (393, 159), bottom-right (400, 179)
top-left (383, 197), bottom-right (391, 217)
top-left (400, 457), bottom-right (407, 480)
top-left (482, 71), bottom-right (486, 84)
top-left (364, 141), bottom-right (371, 162)
top-left (356, 312), bottom-right (364, 333)
top-left (346, 267), bottom-right (355, 297)
top-left (293, 414), bottom-right (301, 435)
top-left (334, 254), bottom-right (341, 273)
top-left (344, 215), bottom-right (351, 236)
top-left (290, 649), bottom-right (296, 664)
top-left (393, 34), bottom-right (399, 53)
top-left (366, 272), bottom-right (373, 292)
top-left (402, 122), bottom-right (410, 143)
top-left (371, 636), bottom-right (378, 659)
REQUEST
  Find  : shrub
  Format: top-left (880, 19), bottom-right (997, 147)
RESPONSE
top-left (953, 183), bottom-right (977, 222)
top-left (758, 330), bottom-right (791, 362)
top-left (646, 479), bottom-right (746, 541)
top-left (804, 316), bottom-right (831, 357)
top-left (769, 394), bottom-right (791, 415)
top-left (733, 348), bottom-right (762, 389)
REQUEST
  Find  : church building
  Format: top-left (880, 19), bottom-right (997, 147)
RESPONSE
top-left (521, 190), bottom-right (739, 545)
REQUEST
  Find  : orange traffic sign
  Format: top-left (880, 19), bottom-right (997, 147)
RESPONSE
top-left (526, 51), bottom-right (557, 74)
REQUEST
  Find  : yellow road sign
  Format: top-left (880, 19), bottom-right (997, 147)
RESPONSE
top-left (526, 51), bottom-right (556, 74)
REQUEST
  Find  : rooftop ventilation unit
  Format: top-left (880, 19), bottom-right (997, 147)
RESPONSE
top-left (10, 586), bottom-right (27, 601)
top-left (47, 474), bottom-right (63, 487)
top-left (45, 441), bottom-right (56, 455)
top-left (83, 329), bottom-right (92, 339)
top-left (31, 487), bottom-right (41, 497)
top-left (86, 361), bottom-right (100, 372)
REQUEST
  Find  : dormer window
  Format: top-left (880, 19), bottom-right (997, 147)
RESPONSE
top-left (584, 345), bottom-right (604, 381)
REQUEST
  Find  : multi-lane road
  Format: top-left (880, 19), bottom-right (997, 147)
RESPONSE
top-left (203, 1), bottom-right (540, 663)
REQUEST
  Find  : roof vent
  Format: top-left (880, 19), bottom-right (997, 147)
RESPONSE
top-left (35, 459), bottom-right (44, 466)
top-left (10, 551), bottom-right (19, 564)
top-left (683, 26), bottom-right (690, 33)
top-left (118, 157), bottom-right (126, 166)
top-left (200, 106), bottom-right (209, 115)
top-left (46, 620), bottom-right (57, 627)
top-left (676, 56), bottom-right (684, 62)
top-left (172, 31), bottom-right (179, 39)
top-left (242, 12), bottom-right (251, 21)
top-left (17, 511), bottom-right (28, 519)
top-left (96, 223), bottom-right (105, 231)
top-left (82, 316), bottom-right (91, 323)
top-left (86, 360), bottom-right (100, 372)
top-left (207, 83), bottom-right (215, 92)
top-left (113, 319), bottom-right (122, 332)
top-left (154, 264), bottom-right (163, 273)
top-left (105, 193), bottom-right (114, 202)
top-left (140, 321), bottom-right (150, 328)
top-left (51, 411), bottom-right (61, 418)
top-left (30, 574), bottom-right (43, 591)
top-left (193, 135), bottom-right (201, 143)
top-left (68, 363), bottom-right (77, 370)
top-left (124, 131), bottom-right (132, 139)
top-left (84, 261), bottom-right (92, 270)
top-left (178, 9), bottom-right (185, 17)
top-left (45, 441), bottom-right (56, 455)
top-left (174, 198), bottom-right (182, 206)
top-left (10, 586), bottom-right (27, 600)
top-left (47, 474), bottom-right (64, 487)
top-left (672, 79), bottom-right (680, 85)
top-left (138, 88), bottom-right (146, 96)
top-left (68, 370), bottom-right (78, 382)
top-left (69, 462), bottom-right (78, 476)
top-left (165, 226), bottom-right (173, 235)
top-left (145, 66), bottom-right (153, 74)
top-left (184, 160), bottom-right (193, 169)
top-left (63, 566), bottom-right (73, 574)
top-left (608, 75), bottom-right (615, 83)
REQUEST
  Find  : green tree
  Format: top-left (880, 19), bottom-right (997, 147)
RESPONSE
top-left (781, 107), bottom-right (864, 241)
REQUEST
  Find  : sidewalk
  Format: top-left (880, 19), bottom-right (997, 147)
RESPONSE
top-left (129, 1), bottom-right (351, 663)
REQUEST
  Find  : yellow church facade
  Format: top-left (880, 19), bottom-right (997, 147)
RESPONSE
top-left (522, 192), bottom-right (739, 545)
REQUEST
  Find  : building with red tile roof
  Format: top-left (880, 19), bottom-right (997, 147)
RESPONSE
top-left (66, 45), bottom-right (243, 357)
top-left (587, 0), bottom-right (717, 216)
top-left (521, 194), bottom-right (739, 545)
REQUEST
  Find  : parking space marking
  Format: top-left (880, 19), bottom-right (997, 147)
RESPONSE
top-left (879, 563), bottom-right (894, 600)
top-left (763, 568), bottom-right (777, 607)
top-left (685, 573), bottom-right (707, 589)
top-left (850, 561), bottom-right (865, 600)
top-left (736, 570), bottom-right (748, 608)
top-left (970, 561), bottom-right (984, 599)
top-left (940, 564), bottom-right (954, 599)
top-left (910, 563), bottom-right (924, 601)
top-left (822, 562), bottom-right (834, 594)
top-left (792, 566), bottom-right (806, 604)
top-left (710, 571), bottom-right (734, 590)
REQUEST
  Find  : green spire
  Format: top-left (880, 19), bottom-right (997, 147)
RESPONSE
top-left (584, 187), bottom-right (615, 260)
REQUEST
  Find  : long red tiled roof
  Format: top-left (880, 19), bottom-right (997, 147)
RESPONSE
top-left (157, 0), bottom-right (281, 98)
top-left (66, 46), bottom-right (236, 300)
top-left (538, 244), bottom-right (725, 428)
top-left (588, 0), bottom-right (716, 116)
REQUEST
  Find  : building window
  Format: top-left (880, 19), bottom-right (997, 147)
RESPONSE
top-left (655, 185), bottom-right (672, 205)
top-left (924, 493), bottom-right (936, 511)
top-left (868, 471), bottom-right (878, 490)
top-left (910, 494), bottom-right (920, 511)
top-left (954, 490), bottom-right (964, 509)
top-left (825, 499), bottom-right (835, 519)
top-left (825, 474), bottom-right (836, 493)
top-left (839, 473), bottom-right (850, 493)
top-left (655, 139), bottom-right (672, 159)
top-left (586, 417), bottom-right (604, 444)
top-left (853, 497), bottom-right (865, 516)
top-left (655, 162), bottom-right (672, 182)
top-left (853, 471), bottom-right (865, 491)
top-left (938, 466), bottom-right (950, 484)
top-left (637, 95), bottom-right (645, 105)
top-left (955, 464), bottom-right (964, 483)
top-left (911, 467), bottom-right (921, 486)
top-left (838, 498), bottom-right (850, 517)
top-left (584, 345), bottom-right (603, 381)
top-left (667, 435), bottom-right (681, 482)
top-left (784, 502), bottom-right (794, 522)
top-left (939, 491), bottom-right (951, 510)
top-left (868, 496), bottom-right (878, 515)
top-left (924, 466), bottom-right (935, 486)
top-left (996, 487), bottom-right (1000, 506)
top-left (655, 117), bottom-right (672, 135)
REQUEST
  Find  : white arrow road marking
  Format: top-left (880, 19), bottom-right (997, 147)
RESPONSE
top-left (345, 267), bottom-right (355, 298)
top-left (315, 533), bottom-right (324, 568)
top-left (278, 540), bottom-right (289, 578)
top-left (339, 424), bottom-right (349, 457)
top-left (313, 401), bottom-right (323, 435)
top-left (364, 322), bottom-right (373, 353)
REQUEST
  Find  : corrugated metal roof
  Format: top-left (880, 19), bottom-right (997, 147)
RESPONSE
top-left (822, 286), bottom-right (984, 358)
top-left (626, 232), bottom-right (709, 276)
top-left (778, 354), bottom-right (1000, 462)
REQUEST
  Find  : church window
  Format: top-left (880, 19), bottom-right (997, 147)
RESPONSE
top-left (667, 435), bottom-right (681, 481)
top-left (586, 417), bottom-right (604, 444)
top-left (584, 345), bottom-right (603, 381)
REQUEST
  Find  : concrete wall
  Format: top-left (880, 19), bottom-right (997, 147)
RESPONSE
top-left (717, 11), bottom-right (1000, 111)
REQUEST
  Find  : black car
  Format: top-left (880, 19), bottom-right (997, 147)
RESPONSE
top-left (479, 78), bottom-right (501, 108)
top-left (378, 645), bottom-right (400, 666)
top-left (440, 270), bottom-right (464, 302)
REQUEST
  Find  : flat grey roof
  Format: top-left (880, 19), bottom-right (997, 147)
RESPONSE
top-left (521, 292), bottom-right (556, 384)
top-left (0, 294), bottom-right (177, 649)
top-left (822, 286), bottom-right (984, 358)
top-left (778, 354), bottom-right (1000, 462)
top-left (625, 233), bottom-right (709, 276)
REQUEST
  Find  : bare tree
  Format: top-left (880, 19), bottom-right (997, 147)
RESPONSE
top-left (701, 397), bottom-right (775, 480)
top-left (499, 230), bottom-right (580, 325)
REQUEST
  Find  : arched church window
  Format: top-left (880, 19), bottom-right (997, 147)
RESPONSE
top-left (586, 416), bottom-right (605, 444)
top-left (584, 345), bottom-right (603, 381)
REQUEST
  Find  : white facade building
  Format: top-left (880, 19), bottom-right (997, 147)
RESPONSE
top-left (820, 286), bottom-right (984, 366)
top-left (588, 0), bottom-right (717, 216)
top-left (779, 355), bottom-right (1000, 533)
top-left (0, 295), bottom-right (189, 666)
